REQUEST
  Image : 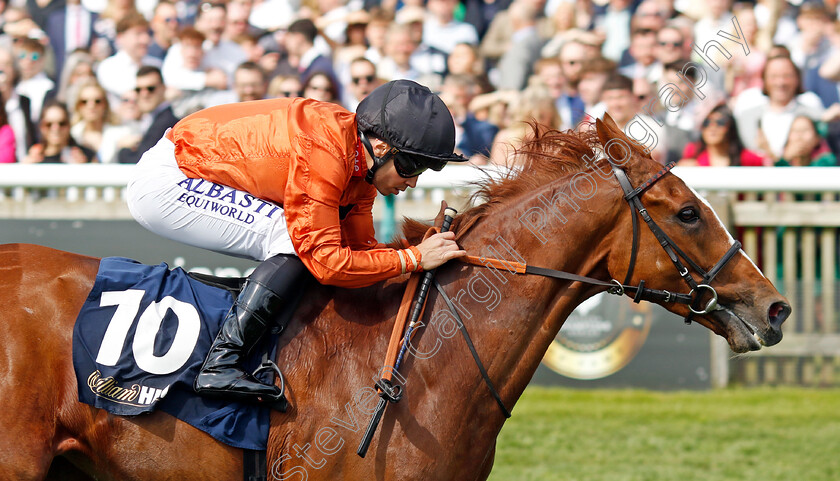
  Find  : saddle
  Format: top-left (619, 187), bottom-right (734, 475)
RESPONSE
top-left (71, 257), bottom-right (292, 451)
top-left (187, 271), bottom-right (302, 336)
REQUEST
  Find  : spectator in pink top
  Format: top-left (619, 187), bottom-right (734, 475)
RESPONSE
top-left (680, 104), bottom-right (766, 167)
top-left (0, 91), bottom-right (16, 163)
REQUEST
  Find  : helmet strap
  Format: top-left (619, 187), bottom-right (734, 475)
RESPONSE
top-left (360, 130), bottom-right (397, 184)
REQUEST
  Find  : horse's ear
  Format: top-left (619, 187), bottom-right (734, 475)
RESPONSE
top-left (595, 116), bottom-right (613, 146)
top-left (602, 112), bottom-right (620, 132)
top-left (599, 113), bottom-right (642, 155)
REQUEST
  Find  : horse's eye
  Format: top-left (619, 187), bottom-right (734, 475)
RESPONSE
top-left (678, 207), bottom-right (699, 223)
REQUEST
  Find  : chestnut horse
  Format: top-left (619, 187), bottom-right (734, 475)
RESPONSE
top-left (0, 117), bottom-right (789, 481)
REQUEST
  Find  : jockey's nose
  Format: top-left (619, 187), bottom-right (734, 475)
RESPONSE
top-left (406, 176), bottom-right (418, 188)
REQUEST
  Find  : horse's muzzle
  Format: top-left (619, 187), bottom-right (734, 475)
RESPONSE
top-left (711, 298), bottom-right (789, 352)
top-left (768, 301), bottom-right (791, 335)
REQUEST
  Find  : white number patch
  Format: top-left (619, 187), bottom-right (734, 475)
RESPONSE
top-left (95, 289), bottom-right (201, 375)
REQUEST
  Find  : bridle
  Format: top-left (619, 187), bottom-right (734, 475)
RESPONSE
top-left (361, 159), bottom-right (746, 443)
top-left (435, 161), bottom-right (743, 416)
top-left (610, 161), bottom-right (742, 324)
top-left (458, 161), bottom-right (743, 323)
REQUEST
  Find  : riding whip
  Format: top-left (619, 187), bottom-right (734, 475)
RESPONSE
top-left (357, 207), bottom-right (457, 458)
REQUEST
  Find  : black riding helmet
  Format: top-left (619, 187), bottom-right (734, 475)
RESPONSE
top-left (356, 79), bottom-right (467, 184)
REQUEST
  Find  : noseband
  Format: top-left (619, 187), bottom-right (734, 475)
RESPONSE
top-left (611, 162), bottom-right (741, 323)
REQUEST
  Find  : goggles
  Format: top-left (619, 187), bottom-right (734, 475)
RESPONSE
top-left (392, 151), bottom-right (445, 178)
top-left (360, 129), bottom-right (448, 184)
top-left (392, 149), bottom-right (446, 179)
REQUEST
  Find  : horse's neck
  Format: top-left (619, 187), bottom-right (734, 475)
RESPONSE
top-left (288, 176), bottom-right (620, 435)
top-left (441, 178), bottom-right (621, 413)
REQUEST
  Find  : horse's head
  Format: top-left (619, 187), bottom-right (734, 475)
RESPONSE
top-left (595, 115), bottom-right (790, 353)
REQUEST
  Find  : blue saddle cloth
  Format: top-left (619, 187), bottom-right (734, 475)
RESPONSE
top-left (72, 257), bottom-right (272, 450)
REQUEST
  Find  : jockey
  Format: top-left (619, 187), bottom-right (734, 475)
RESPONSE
top-left (126, 80), bottom-right (468, 408)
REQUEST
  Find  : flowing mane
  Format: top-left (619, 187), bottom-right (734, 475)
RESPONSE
top-left (395, 123), bottom-right (607, 245)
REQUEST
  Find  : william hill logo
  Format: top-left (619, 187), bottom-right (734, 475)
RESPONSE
top-left (87, 370), bottom-right (169, 406)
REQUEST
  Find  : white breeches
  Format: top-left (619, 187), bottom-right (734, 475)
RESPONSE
top-left (125, 134), bottom-right (297, 262)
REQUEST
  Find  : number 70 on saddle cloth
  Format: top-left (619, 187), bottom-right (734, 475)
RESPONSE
top-left (73, 257), bottom-right (236, 416)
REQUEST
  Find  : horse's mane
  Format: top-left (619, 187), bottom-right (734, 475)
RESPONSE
top-left (393, 122), bottom-right (632, 246)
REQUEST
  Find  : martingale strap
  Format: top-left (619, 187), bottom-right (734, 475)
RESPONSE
top-left (434, 279), bottom-right (511, 418)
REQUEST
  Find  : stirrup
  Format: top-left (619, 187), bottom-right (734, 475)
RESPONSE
top-left (253, 360), bottom-right (288, 412)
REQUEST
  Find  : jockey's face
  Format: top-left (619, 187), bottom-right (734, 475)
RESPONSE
top-left (373, 158), bottom-right (419, 196)
top-left (366, 138), bottom-right (420, 196)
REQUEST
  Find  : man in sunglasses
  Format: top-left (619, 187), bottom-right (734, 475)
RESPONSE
top-left (13, 37), bottom-right (52, 123)
top-left (117, 66), bottom-right (179, 164)
top-left (343, 57), bottom-right (381, 111)
top-left (126, 79), bottom-right (468, 408)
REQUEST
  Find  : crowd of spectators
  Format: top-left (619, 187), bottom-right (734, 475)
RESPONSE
top-left (0, 0), bottom-right (838, 168)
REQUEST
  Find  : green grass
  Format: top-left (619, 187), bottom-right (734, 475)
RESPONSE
top-left (488, 387), bottom-right (840, 481)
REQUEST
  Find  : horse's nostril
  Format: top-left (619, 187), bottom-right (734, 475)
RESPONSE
top-left (768, 302), bottom-right (791, 330)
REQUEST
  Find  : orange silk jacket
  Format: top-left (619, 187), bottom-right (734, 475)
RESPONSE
top-left (166, 98), bottom-right (421, 288)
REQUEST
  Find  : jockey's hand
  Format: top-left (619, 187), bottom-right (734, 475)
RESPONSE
top-left (416, 231), bottom-right (467, 270)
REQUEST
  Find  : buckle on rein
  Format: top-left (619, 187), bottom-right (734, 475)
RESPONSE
top-left (375, 378), bottom-right (403, 403)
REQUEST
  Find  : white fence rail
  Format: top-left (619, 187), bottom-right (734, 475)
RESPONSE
top-left (3, 164), bottom-right (840, 387)
top-left (2, 164), bottom-right (838, 219)
top-left (2, 164), bottom-right (840, 190)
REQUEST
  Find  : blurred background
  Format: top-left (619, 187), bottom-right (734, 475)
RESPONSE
top-left (2, 0), bottom-right (840, 476)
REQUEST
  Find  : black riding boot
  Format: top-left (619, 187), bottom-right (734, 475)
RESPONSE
top-left (194, 254), bottom-right (307, 408)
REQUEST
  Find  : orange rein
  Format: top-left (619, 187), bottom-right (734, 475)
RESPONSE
top-left (460, 255), bottom-right (527, 274)
top-left (378, 230), bottom-right (526, 387)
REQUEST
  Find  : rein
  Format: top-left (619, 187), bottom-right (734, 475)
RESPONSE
top-left (357, 160), bottom-right (743, 458)
top-left (441, 161), bottom-right (741, 420)
top-left (459, 163), bottom-right (742, 321)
